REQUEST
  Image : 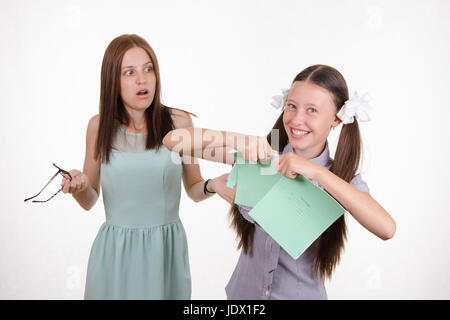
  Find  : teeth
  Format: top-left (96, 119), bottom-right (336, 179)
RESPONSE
top-left (292, 129), bottom-right (309, 136)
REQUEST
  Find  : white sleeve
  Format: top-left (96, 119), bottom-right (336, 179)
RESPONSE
top-left (236, 204), bottom-right (256, 224)
top-left (350, 174), bottom-right (370, 193)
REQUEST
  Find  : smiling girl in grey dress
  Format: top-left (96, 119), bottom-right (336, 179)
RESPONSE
top-left (163, 64), bottom-right (396, 299)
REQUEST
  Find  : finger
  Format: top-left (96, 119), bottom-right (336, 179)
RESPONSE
top-left (244, 148), bottom-right (250, 162)
top-left (257, 147), bottom-right (265, 161)
top-left (75, 176), bottom-right (83, 192)
top-left (67, 181), bottom-right (75, 193)
top-left (263, 139), bottom-right (270, 160)
top-left (69, 169), bottom-right (81, 176)
top-left (257, 139), bottom-right (266, 161)
top-left (264, 140), bottom-right (272, 160)
top-left (70, 177), bottom-right (79, 193)
top-left (272, 156), bottom-right (280, 171)
top-left (251, 144), bottom-right (257, 162)
top-left (62, 180), bottom-right (70, 193)
top-left (80, 175), bottom-right (88, 190)
top-left (278, 159), bottom-right (289, 177)
top-left (289, 171), bottom-right (298, 178)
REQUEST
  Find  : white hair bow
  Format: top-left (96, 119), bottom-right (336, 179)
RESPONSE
top-left (270, 88), bottom-right (290, 110)
top-left (337, 91), bottom-right (372, 124)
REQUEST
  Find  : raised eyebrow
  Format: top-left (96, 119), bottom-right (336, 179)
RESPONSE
top-left (122, 61), bottom-right (153, 70)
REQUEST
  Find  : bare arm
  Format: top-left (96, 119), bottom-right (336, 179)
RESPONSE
top-left (276, 152), bottom-right (396, 240)
top-left (163, 127), bottom-right (273, 163)
top-left (171, 109), bottom-right (215, 202)
top-left (315, 167), bottom-right (396, 240)
top-left (61, 115), bottom-right (101, 211)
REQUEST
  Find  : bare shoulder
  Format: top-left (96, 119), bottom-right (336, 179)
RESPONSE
top-left (87, 114), bottom-right (100, 137)
top-left (170, 108), bottom-right (194, 129)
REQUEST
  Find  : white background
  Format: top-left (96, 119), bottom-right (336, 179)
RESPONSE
top-left (1, 0), bottom-right (449, 299)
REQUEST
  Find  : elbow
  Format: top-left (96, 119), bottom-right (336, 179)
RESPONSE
top-left (187, 195), bottom-right (202, 203)
top-left (82, 198), bottom-right (99, 211)
top-left (188, 191), bottom-right (203, 203)
top-left (380, 219), bottom-right (396, 241)
top-left (81, 203), bottom-right (94, 211)
top-left (193, 197), bottom-right (202, 203)
top-left (186, 187), bottom-right (205, 203)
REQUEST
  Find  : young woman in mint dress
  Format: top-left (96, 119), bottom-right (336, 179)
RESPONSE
top-left (60, 34), bottom-right (231, 299)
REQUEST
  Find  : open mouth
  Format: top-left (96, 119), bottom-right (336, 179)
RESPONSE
top-left (290, 127), bottom-right (311, 139)
top-left (136, 89), bottom-right (149, 96)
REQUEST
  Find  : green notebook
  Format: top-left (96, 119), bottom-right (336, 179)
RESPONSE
top-left (227, 152), bottom-right (346, 259)
top-left (227, 152), bottom-right (282, 206)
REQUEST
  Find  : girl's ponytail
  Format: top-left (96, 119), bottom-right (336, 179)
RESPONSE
top-left (331, 121), bottom-right (361, 182)
top-left (228, 204), bottom-right (255, 254)
top-left (314, 120), bottom-right (362, 280)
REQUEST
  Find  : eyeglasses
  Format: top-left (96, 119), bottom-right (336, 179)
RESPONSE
top-left (24, 163), bottom-right (72, 203)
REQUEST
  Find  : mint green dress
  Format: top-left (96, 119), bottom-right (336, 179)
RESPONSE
top-left (84, 125), bottom-right (191, 299)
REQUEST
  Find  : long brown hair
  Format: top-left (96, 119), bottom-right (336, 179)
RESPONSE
top-left (95, 34), bottom-right (174, 162)
top-left (229, 64), bottom-right (362, 281)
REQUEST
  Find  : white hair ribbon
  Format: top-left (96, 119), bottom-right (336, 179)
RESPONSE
top-left (337, 91), bottom-right (372, 124)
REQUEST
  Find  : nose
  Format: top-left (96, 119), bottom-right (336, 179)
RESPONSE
top-left (287, 107), bottom-right (307, 125)
top-left (136, 71), bottom-right (146, 85)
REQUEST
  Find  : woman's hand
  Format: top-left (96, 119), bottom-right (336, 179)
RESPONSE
top-left (273, 152), bottom-right (323, 180)
top-left (236, 135), bottom-right (273, 163)
top-left (61, 169), bottom-right (90, 195)
top-left (207, 173), bottom-right (236, 205)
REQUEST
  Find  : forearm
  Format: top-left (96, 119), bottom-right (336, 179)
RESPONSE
top-left (72, 185), bottom-right (99, 211)
top-left (185, 180), bottom-right (214, 203)
top-left (163, 127), bottom-right (245, 157)
top-left (315, 167), bottom-right (396, 240)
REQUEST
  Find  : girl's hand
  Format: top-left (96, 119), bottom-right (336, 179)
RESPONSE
top-left (237, 135), bottom-right (273, 162)
top-left (208, 173), bottom-right (236, 205)
top-left (61, 169), bottom-right (90, 195)
top-left (273, 152), bottom-right (323, 180)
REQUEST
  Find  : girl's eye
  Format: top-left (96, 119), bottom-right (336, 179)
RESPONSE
top-left (124, 70), bottom-right (133, 76)
top-left (287, 104), bottom-right (296, 110)
top-left (308, 107), bottom-right (317, 113)
top-left (145, 66), bottom-right (153, 72)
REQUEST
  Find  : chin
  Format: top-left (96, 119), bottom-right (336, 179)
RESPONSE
top-left (287, 136), bottom-right (309, 149)
top-left (131, 103), bottom-right (152, 111)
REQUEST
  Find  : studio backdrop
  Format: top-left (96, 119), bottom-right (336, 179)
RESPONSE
top-left (1, 0), bottom-right (449, 299)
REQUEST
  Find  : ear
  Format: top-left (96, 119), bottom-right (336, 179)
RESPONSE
top-left (331, 114), bottom-right (342, 129)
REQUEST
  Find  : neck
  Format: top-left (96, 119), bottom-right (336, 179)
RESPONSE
top-left (292, 141), bottom-right (326, 160)
top-left (124, 107), bottom-right (146, 133)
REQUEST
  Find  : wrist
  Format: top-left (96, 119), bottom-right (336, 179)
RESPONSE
top-left (312, 165), bottom-right (328, 185)
top-left (203, 179), bottom-right (216, 195)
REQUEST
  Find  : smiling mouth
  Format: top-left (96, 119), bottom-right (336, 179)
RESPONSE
top-left (290, 128), bottom-right (310, 138)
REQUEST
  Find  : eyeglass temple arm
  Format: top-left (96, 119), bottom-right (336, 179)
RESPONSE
top-left (31, 188), bottom-right (63, 203)
top-left (24, 170), bottom-right (61, 202)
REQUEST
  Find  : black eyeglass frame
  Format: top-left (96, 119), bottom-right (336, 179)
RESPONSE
top-left (24, 163), bottom-right (72, 203)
